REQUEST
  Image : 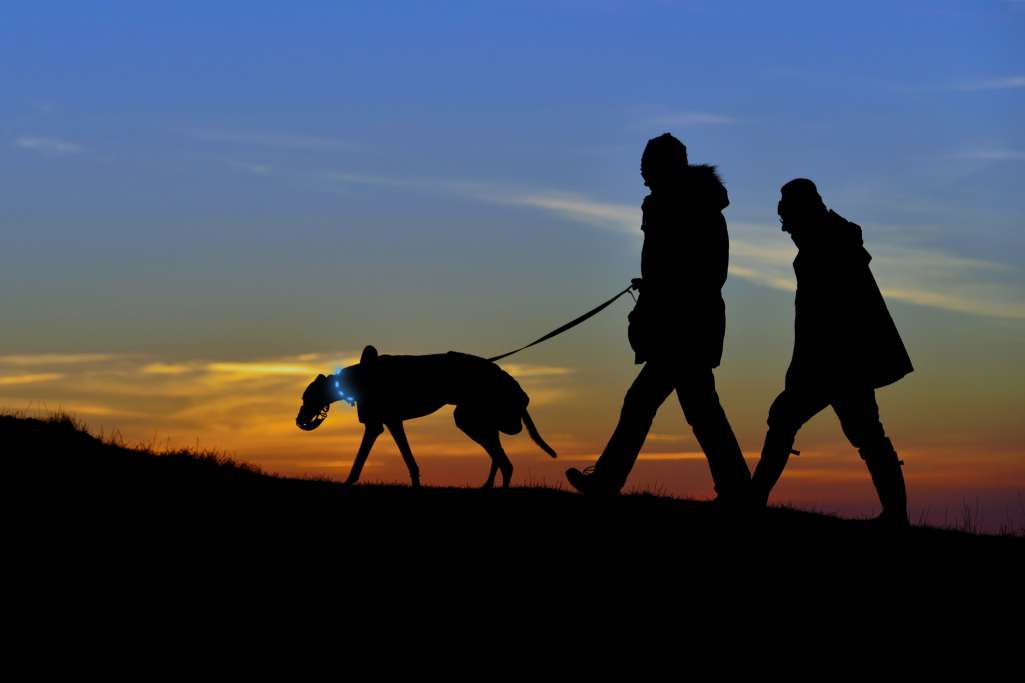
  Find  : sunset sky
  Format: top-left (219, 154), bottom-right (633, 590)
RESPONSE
top-left (2, 1), bottom-right (1023, 530)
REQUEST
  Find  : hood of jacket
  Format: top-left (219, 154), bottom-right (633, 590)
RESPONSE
top-left (641, 164), bottom-right (729, 229)
top-left (824, 210), bottom-right (871, 265)
top-left (684, 164), bottom-right (729, 211)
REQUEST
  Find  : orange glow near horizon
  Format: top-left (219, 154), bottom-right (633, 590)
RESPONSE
top-left (3, 348), bottom-right (1022, 533)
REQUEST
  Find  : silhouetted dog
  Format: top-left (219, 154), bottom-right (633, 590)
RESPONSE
top-left (296, 346), bottom-right (557, 488)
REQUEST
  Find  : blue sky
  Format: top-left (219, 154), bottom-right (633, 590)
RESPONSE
top-left (1, 1), bottom-right (1023, 526)
top-left (3, 0), bottom-right (1022, 355)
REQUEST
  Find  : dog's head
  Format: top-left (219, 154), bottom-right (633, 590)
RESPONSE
top-left (296, 373), bottom-right (335, 431)
top-left (296, 348), bottom-right (375, 431)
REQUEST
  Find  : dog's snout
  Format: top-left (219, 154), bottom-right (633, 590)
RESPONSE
top-left (296, 402), bottom-right (329, 431)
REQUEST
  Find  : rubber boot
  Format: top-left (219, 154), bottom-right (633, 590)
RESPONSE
top-left (749, 429), bottom-right (796, 510)
top-left (860, 437), bottom-right (910, 529)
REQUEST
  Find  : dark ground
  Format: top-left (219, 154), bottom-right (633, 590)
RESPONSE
top-left (4, 413), bottom-right (1022, 619)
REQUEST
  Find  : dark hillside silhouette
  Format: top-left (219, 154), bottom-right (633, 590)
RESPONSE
top-left (5, 413), bottom-right (1020, 571)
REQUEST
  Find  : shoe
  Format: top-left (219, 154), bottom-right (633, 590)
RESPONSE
top-left (860, 437), bottom-right (910, 528)
top-left (710, 489), bottom-right (751, 515)
top-left (870, 510), bottom-right (911, 531)
top-left (565, 466), bottom-right (619, 496)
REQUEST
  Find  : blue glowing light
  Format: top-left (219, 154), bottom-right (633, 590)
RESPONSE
top-left (327, 368), bottom-right (356, 406)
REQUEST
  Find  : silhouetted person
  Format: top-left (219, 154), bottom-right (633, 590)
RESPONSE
top-left (749, 179), bottom-right (914, 526)
top-left (565, 133), bottom-right (751, 503)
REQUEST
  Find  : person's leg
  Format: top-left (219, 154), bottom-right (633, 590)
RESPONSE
top-left (833, 389), bottom-right (909, 527)
top-left (749, 386), bottom-right (826, 508)
top-left (571, 361), bottom-right (675, 492)
top-left (673, 367), bottom-right (750, 504)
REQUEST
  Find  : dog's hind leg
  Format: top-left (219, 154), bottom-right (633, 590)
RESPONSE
top-left (454, 406), bottom-right (513, 489)
top-left (386, 421), bottom-right (421, 488)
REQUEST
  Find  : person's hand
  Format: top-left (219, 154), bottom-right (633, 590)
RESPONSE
top-left (630, 278), bottom-right (644, 291)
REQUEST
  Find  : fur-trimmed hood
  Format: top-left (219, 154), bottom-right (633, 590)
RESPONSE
top-left (641, 163), bottom-right (729, 221)
top-left (684, 163), bottom-right (729, 211)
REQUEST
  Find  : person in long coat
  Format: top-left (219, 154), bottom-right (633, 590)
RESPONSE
top-left (750, 178), bottom-right (914, 526)
top-left (565, 133), bottom-right (751, 503)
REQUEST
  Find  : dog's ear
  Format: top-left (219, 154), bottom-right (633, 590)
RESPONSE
top-left (360, 345), bottom-right (378, 364)
top-left (303, 374), bottom-right (326, 402)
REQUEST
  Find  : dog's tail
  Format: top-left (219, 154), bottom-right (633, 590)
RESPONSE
top-left (522, 409), bottom-right (557, 458)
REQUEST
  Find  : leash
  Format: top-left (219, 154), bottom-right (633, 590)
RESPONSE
top-left (488, 282), bottom-right (638, 362)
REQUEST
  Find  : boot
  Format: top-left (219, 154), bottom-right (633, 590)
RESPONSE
top-left (689, 408), bottom-right (751, 510)
top-left (565, 465), bottom-right (620, 496)
top-left (704, 440), bottom-right (752, 511)
top-left (749, 430), bottom-right (797, 510)
top-left (860, 437), bottom-right (910, 529)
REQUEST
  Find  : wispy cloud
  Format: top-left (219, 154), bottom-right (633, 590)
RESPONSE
top-left (949, 148), bottom-right (1025, 161)
top-left (508, 196), bottom-right (1025, 320)
top-left (498, 364), bottom-right (575, 378)
top-left (0, 373), bottom-right (64, 386)
top-left (644, 112), bottom-right (738, 127)
top-left (327, 170), bottom-right (1025, 320)
top-left (0, 353), bottom-right (118, 366)
top-left (955, 76), bottom-right (1025, 91)
top-left (327, 172), bottom-right (637, 232)
top-left (226, 160), bottom-right (273, 175)
top-left (206, 361), bottom-right (328, 378)
top-left (511, 194), bottom-right (638, 232)
top-left (14, 136), bottom-right (83, 156)
top-left (726, 222), bottom-right (1025, 320)
top-left (187, 128), bottom-right (352, 151)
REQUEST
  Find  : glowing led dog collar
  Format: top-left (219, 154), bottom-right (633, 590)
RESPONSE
top-left (333, 368), bottom-right (356, 407)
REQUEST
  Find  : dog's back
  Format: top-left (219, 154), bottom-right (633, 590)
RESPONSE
top-left (439, 351), bottom-right (528, 409)
top-left (357, 351), bottom-right (527, 423)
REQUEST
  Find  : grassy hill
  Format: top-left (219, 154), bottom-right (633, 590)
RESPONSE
top-left (5, 412), bottom-right (1022, 604)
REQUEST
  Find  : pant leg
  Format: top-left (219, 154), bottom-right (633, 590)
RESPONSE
top-left (831, 388), bottom-right (886, 449)
top-left (592, 361), bottom-right (677, 489)
top-left (832, 389), bottom-right (909, 525)
top-left (673, 367), bottom-right (751, 500)
top-left (766, 384), bottom-right (831, 445)
top-left (749, 384), bottom-right (830, 506)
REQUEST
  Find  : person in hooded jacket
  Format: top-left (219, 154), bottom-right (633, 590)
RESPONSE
top-left (565, 133), bottom-right (751, 503)
top-left (749, 178), bottom-right (914, 526)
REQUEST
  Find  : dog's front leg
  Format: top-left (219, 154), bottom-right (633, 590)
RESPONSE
top-left (345, 422), bottom-right (383, 485)
top-left (386, 421), bottom-right (421, 488)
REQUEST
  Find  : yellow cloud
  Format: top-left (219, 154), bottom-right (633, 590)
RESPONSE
top-left (140, 363), bottom-right (193, 375)
top-left (498, 364), bottom-right (575, 378)
top-left (0, 373), bottom-right (64, 385)
top-left (0, 353), bottom-right (117, 366)
top-left (206, 362), bottom-right (323, 377)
